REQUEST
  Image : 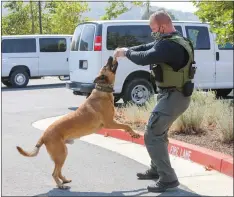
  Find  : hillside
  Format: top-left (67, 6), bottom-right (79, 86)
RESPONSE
top-left (2, 1), bottom-right (200, 21)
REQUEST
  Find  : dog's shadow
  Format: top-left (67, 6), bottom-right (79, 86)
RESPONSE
top-left (34, 186), bottom-right (200, 196)
top-left (35, 188), bottom-right (148, 196)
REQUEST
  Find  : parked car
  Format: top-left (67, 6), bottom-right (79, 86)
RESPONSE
top-left (1, 34), bottom-right (72, 88)
top-left (66, 20), bottom-right (233, 105)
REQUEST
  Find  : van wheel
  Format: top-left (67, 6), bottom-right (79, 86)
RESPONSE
top-left (2, 80), bottom-right (12, 87)
top-left (123, 78), bottom-right (154, 105)
top-left (10, 69), bottom-right (29, 88)
top-left (215, 89), bottom-right (233, 98)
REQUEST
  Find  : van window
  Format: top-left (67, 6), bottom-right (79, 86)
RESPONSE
top-left (79, 25), bottom-right (95, 51)
top-left (185, 26), bottom-right (210, 50)
top-left (71, 24), bottom-right (84, 51)
top-left (107, 25), bottom-right (154, 50)
top-left (175, 26), bottom-right (183, 35)
top-left (39, 38), bottom-right (67, 52)
top-left (2, 38), bottom-right (36, 53)
top-left (218, 42), bottom-right (233, 50)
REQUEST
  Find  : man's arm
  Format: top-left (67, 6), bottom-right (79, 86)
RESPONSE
top-left (125, 40), bottom-right (171, 65)
top-left (129, 41), bottom-right (155, 51)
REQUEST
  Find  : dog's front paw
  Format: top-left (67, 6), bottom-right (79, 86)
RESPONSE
top-left (130, 132), bottom-right (141, 139)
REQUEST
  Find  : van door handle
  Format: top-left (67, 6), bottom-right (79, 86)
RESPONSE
top-left (67, 58), bottom-right (68, 62)
top-left (216, 52), bottom-right (219, 61)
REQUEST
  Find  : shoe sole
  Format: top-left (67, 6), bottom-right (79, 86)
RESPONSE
top-left (137, 175), bottom-right (159, 180)
top-left (137, 177), bottom-right (159, 180)
top-left (147, 182), bottom-right (180, 193)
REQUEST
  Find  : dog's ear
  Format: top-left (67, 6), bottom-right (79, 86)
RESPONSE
top-left (94, 75), bottom-right (108, 84)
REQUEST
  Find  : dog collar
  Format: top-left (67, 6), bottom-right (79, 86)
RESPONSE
top-left (95, 83), bottom-right (114, 93)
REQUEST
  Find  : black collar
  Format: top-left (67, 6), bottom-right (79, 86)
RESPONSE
top-left (95, 83), bottom-right (114, 93)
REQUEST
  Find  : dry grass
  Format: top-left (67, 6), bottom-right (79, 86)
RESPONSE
top-left (116, 89), bottom-right (233, 144)
top-left (215, 99), bottom-right (233, 143)
top-left (170, 89), bottom-right (216, 135)
top-left (118, 96), bottom-right (156, 123)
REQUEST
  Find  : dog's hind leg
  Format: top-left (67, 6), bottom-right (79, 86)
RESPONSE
top-left (59, 168), bottom-right (72, 184)
top-left (45, 140), bottom-right (71, 189)
top-left (52, 163), bottom-right (68, 189)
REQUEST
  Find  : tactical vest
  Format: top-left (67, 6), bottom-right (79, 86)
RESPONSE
top-left (151, 34), bottom-right (196, 92)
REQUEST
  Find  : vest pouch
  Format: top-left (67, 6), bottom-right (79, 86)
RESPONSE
top-left (189, 65), bottom-right (197, 79)
top-left (152, 65), bottom-right (163, 82)
top-left (150, 70), bottom-right (157, 92)
top-left (182, 81), bottom-right (194, 97)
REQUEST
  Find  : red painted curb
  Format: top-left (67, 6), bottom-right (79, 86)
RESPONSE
top-left (97, 129), bottom-right (233, 178)
top-left (221, 158), bottom-right (234, 177)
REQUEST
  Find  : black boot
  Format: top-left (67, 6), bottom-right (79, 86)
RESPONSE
top-left (136, 169), bottom-right (159, 180)
top-left (147, 180), bottom-right (180, 193)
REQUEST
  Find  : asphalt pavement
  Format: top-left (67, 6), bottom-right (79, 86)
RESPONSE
top-left (1, 78), bottom-right (233, 196)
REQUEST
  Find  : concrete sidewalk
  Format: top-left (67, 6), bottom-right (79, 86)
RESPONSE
top-left (33, 115), bottom-right (233, 196)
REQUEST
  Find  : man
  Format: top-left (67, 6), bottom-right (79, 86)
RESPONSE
top-left (114, 10), bottom-right (196, 193)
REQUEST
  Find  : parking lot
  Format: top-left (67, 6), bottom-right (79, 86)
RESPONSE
top-left (1, 78), bottom-right (233, 196)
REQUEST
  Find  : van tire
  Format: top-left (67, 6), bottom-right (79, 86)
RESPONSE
top-left (123, 78), bottom-right (154, 105)
top-left (215, 89), bottom-right (233, 98)
top-left (10, 69), bottom-right (29, 88)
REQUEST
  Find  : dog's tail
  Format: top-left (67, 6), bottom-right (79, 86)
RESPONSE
top-left (16, 136), bottom-right (44, 157)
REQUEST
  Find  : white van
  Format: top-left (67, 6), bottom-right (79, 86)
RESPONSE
top-left (1, 34), bottom-right (72, 88)
top-left (66, 20), bottom-right (233, 105)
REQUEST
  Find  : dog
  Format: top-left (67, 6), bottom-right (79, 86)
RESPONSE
top-left (16, 56), bottom-right (140, 189)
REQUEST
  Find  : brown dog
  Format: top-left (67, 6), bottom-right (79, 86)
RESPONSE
top-left (16, 56), bottom-right (140, 189)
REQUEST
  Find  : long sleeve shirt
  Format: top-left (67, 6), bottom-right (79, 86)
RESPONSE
top-left (125, 34), bottom-right (189, 72)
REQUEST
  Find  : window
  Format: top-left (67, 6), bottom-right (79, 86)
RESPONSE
top-left (218, 42), bottom-right (233, 50)
top-left (175, 26), bottom-right (183, 35)
top-left (107, 25), bottom-right (154, 50)
top-left (39, 38), bottom-right (66, 52)
top-left (71, 24), bottom-right (84, 51)
top-left (79, 25), bottom-right (95, 51)
top-left (2, 38), bottom-right (36, 53)
top-left (185, 26), bottom-right (210, 50)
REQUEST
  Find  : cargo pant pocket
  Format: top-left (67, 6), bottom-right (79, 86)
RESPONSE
top-left (145, 112), bottom-right (174, 142)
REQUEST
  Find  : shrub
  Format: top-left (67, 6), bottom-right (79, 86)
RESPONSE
top-left (116, 89), bottom-right (233, 143)
top-left (214, 99), bottom-right (233, 143)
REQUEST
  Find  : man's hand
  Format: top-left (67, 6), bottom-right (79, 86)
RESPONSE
top-left (113, 47), bottom-right (128, 59)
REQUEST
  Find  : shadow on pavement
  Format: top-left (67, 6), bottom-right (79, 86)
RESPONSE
top-left (34, 186), bottom-right (200, 196)
top-left (1, 83), bottom-right (65, 92)
top-left (158, 187), bottom-right (201, 196)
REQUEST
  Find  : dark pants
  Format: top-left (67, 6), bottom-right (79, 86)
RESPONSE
top-left (144, 88), bottom-right (191, 182)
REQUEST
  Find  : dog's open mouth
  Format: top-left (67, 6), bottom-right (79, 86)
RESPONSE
top-left (111, 58), bottom-right (118, 74)
top-left (107, 56), bottom-right (118, 74)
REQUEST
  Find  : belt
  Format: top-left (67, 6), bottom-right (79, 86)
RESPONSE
top-left (157, 86), bottom-right (177, 93)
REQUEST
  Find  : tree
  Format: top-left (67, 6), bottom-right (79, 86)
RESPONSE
top-left (2, 1), bottom-right (90, 35)
top-left (192, 1), bottom-right (234, 45)
top-left (100, 1), bottom-right (143, 20)
top-left (46, 1), bottom-right (90, 34)
top-left (29, 0), bottom-right (35, 34)
top-left (2, 1), bottom-right (31, 35)
top-left (141, 1), bottom-right (176, 21)
top-left (2, 1), bottom-right (52, 35)
top-left (141, 8), bottom-right (177, 20)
